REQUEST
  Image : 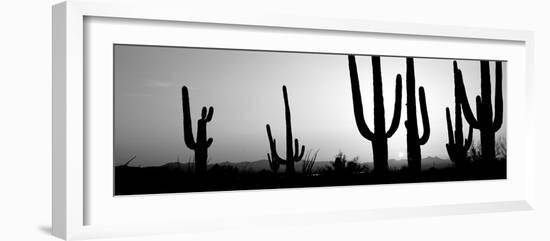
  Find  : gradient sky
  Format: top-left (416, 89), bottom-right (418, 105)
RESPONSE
top-left (114, 45), bottom-right (507, 167)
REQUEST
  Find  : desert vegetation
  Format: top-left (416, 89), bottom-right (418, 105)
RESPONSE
top-left (404, 58), bottom-right (431, 174)
top-left (181, 86), bottom-right (214, 175)
top-left (454, 61), bottom-right (503, 163)
top-left (114, 56), bottom-right (506, 195)
top-left (348, 55), bottom-right (402, 173)
top-left (265, 86), bottom-right (306, 175)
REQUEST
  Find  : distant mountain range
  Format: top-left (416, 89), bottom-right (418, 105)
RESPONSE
top-left (157, 156), bottom-right (453, 173)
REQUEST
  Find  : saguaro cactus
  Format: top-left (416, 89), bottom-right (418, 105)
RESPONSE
top-left (266, 86), bottom-right (306, 175)
top-left (445, 105), bottom-right (473, 168)
top-left (348, 55), bottom-right (402, 173)
top-left (181, 86), bottom-right (214, 175)
top-left (454, 61), bottom-right (503, 162)
top-left (404, 58), bottom-right (430, 173)
top-left (446, 71), bottom-right (473, 168)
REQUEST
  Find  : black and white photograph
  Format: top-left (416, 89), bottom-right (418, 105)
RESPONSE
top-left (113, 44), bottom-right (507, 195)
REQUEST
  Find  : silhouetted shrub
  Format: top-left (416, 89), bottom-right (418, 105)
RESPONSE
top-left (323, 152), bottom-right (365, 175)
top-left (496, 137), bottom-right (507, 160)
top-left (208, 163), bottom-right (239, 176)
top-left (302, 149), bottom-right (319, 176)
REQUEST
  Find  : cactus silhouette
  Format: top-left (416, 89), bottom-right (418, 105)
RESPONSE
top-left (445, 90), bottom-right (473, 168)
top-left (446, 70), bottom-right (473, 168)
top-left (454, 61), bottom-right (503, 162)
top-left (267, 153), bottom-right (280, 173)
top-left (348, 55), bottom-right (402, 173)
top-left (404, 58), bottom-right (430, 173)
top-left (266, 86), bottom-right (305, 175)
top-left (181, 86), bottom-right (214, 175)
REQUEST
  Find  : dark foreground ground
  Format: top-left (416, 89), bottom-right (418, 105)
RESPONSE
top-left (114, 160), bottom-right (506, 195)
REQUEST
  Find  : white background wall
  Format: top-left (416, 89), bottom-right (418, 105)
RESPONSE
top-left (0, 0), bottom-right (548, 240)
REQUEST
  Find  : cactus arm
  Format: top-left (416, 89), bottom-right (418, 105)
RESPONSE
top-left (292, 139), bottom-right (300, 160)
top-left (266, 124), bottom-right (285, 163)
top-left (454, 61), bottom-right (480, 129)
top-left (181, 86), bottom-right (197, 149)
top-left (464, 125), bottom-right (473, 150)
top-left (205, 106), bottom-right (214, 122)
top-left (267, 153), bottom-right (273, 169)
top-left (293, 138), bottom-right (305, 161)
top-left (445, 107), bottom-right (455, 145)
top-left (348, 55), bottom-right (375, 140)
top-left (267, 153), bottom-right (279, 172)
top-left (297, 145), bottom-right (305, 161)
top-left (292, 139), bottom-right (298, 159)
top-left (206, 138), bottom-right (213, 147)
top-left (492, 61), bottom-right (503, 132)
top-left (385, 74), bottom-right (403, 138)
top-left (418, 87), bottom-right (430, 145)
top-left (200, 107), bottom-right (207, 119)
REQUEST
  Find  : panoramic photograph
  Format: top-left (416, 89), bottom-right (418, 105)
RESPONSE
top-left (113, 44), bottom-right (507, 195)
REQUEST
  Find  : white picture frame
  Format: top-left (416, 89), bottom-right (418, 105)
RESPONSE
top-left (52, 1), bottom-right (536, 240)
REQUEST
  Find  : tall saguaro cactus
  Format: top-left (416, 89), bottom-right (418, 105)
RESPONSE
top-left (266, 86), bottom-right (306, 175)
top-left (348, 55), bottom-right (402, 173)
top-left (405, 58), bottom-right (430, 173)
top-left (454, 61), bottom-right (503, 162)
top-left (446, 70), bottom-right (473, 168)
top-left (181, 86), bottom-right (214, 175)
top-left (446, 105), bottom-right (473, 168)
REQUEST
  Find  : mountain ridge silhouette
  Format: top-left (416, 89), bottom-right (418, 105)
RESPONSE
top-left (153, 156), bottom-right (453, 173)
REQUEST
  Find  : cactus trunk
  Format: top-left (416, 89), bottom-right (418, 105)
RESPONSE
top-left (266, 86), bottom-right (306, 175)
top-left (404, 58), bottom-right (430, 173)
top-left (284, 86), bottom-right (296, 174)
top-left (481, 128), bottom-right (496, 161)
top-left (479, 61), bottom-right (497, 161)
top-left (348, 55), bottom-right (402, 173)
top-left (371, 56), bottom-right (389, 171)
top-left (181, 86), bottom-right (214, 175)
